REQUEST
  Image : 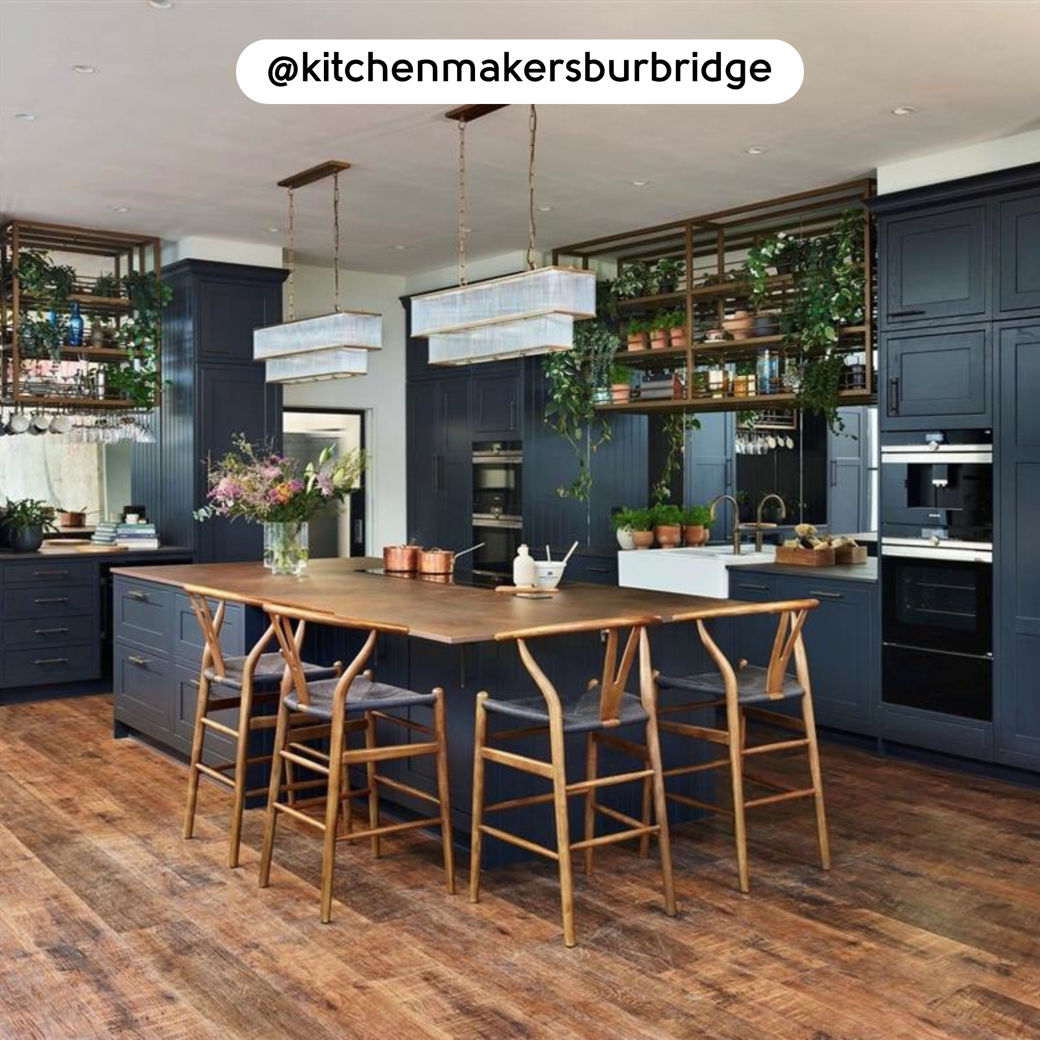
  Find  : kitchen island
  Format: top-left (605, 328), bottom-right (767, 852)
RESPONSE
top-left (111, 557), bottom-right (780, 865)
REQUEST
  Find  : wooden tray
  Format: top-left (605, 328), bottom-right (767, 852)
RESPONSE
top-left (775, 545), bottom-right (835, 567)
top-left (74, 543), bottom-right (129, 553)
top-left (833, 544), bottom-right (868, 565)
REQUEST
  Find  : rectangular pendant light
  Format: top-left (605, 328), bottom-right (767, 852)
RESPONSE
top-left (411, 266), bottom-right (596, 339)
top-left (427, 313), bottom-right (575, 365)
top-left (265, 346), bottom-right (371, 384)
top-left (254, 310), bottom-right (382, 361)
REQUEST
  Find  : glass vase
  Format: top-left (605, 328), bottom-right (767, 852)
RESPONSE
top-left (263, 521), bottom-right (309, 575)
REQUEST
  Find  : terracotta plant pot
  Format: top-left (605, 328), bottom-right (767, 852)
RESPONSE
top-left (59, 511), bottom-right (86, 528)
top-left (631, 530), bottom-right (655, 550)
top-left (610, 384), bottom-right (631, 404)
top-left (683, 524), bottom-right (708, 547)
top-left (654, 524), bottom-right (682, 548)
top-left (669, 326), bottom-right (687, 348)
top-left (627, 331), bottom-right (649, 351)
top-left (722, 310), bottom-right (754, 341)
top-left (649, 330), bottom-right (668, 350)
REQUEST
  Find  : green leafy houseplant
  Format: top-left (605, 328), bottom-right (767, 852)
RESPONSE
top-left (613, 261), bottom-right (651, 300)
top-left (92, 273), bottom-right (122, 298)
top-left (611, 507), bottom-right (652, 533)
top-left (651, 257), bottom-right (685, 295)
top-left (107, 272), bottom-right (174, 408)
top-left (649, 503), bottom-right (682, 527)
top-left (0, 498), bottom-right (57, 552)
top-left (681, 504), bottom-right (712, 527)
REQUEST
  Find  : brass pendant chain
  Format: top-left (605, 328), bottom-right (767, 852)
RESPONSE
top-left (458, 117), bottom-right (468, 286)
top-left (286, 186), bottom-right (295, 321)
top-left (527, 104), bottom-right (538, 271)
top-left (333, 171), bottom-right (341, 313)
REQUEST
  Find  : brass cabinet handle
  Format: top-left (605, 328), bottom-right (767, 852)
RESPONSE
top-left (33, 596), bottom-right (69, 604)
top-left (33, 627), bottom-right (70, 636)
top-left (127, 655), bottom-right (151, 667)
top-left (33, 570), bottom-right (69, 578)
top-left (810, 590), bottom-right (845, 600)
top-left (736, 582), bottom-right (768, 591)
top-left (34, 657), bottom-right (69, 666)
top-left (127, 590), bottom-right (149, 602)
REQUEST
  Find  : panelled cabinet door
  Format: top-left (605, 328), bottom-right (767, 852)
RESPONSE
top-left (472, 372), bottom-right (520, 439)
top-left (828, 407), bottom-right (870, 535)
top-left (685, 413), bottom-right (736, 540)
top-left (997, 191), bottom-right (1040, 316)
top-left (881, 203), bottom-right (989, 328)
top-left (197, 275), bottom-right (283, 363)
top-left (881, 325), bottom-right (991, 429)
top-left (996, 321), bottom-right (1040, 770)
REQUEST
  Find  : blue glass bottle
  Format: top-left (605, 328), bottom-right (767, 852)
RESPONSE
top-left (68, 301), bottom-right (84, 346)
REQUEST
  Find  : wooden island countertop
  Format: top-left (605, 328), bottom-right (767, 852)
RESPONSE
top-left (112, 557), bottom-right (767, 645)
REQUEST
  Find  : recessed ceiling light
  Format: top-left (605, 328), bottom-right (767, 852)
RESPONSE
top-left (147, 0), bottom-right (174, 8)
top-left (391, 244), bottom-right (409, 251)
top-left (13, 112), bottom-right (36, 121)
top-left (891, 105), bottom-right (917, 116)
top-left (266, 226), bottom-right (280, 233)
top-left (461, 225), bottom-right (474, 233)
top-left (109, 205), bottom-right (130, 213)
top-left (71, 64), bottom-right (97, 74)
top-left (629, 179), bottom-right (651, 187)
top-left (745, 146), bottom-right (767, 156)
top-left (537, 205), bottom-right (554, 212)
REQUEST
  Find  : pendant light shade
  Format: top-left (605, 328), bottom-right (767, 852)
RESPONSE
top-left (253, 161), bottom-right (381, 383)
top-left (428, 313), bottom-right (575, 365)
top-left (411, 266), bottom-right (595, 338)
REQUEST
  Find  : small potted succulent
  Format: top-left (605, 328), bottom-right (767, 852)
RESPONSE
top-left (0, 498), bottom-right (57, 552)
top-left (681, 504), bottom-right (712, 546)
top-left (626, 318), bottom-right (649, 352)
top-left (627, 508), bottom-right (655, 550)
top-left (650, 502), bottom-right (682, 548)
top-left (609, 364), bottom-right (633, 404)
top-left (648, 312), bottom-right (670, 350)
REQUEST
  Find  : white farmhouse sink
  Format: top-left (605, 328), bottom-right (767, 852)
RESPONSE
top-left (618, 545), bottom-right (776, 598)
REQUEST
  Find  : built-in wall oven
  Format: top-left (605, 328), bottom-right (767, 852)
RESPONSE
top-left (880, 430), bottom-right (993, 721)
top-left (472, 441), bottom-right (522, 576)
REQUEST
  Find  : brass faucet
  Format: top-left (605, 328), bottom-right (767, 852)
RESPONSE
top-left (755, 494), bottom-right (787, 553)
top-left (709, 494), bottom-right (742, 554)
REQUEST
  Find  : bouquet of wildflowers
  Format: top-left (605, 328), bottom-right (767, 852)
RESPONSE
top-left (193, 435), bottom-right (366, 524)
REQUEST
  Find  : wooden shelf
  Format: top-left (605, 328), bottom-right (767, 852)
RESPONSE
top-left (5, 292), bottom-right (132, 318)
top-left (616, 345), bottom-right (688, 365)
top-left (693, 325), bottom-right (869, 355)
top-left (616, 290), bottom-right (686, 310)
top-left (6, 394), bottom-right (141, 410)
top-left (595, 388), bottom-right (876, 416)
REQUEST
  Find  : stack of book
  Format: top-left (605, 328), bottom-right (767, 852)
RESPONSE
top-left (90, 521), bottom-right (120, 546)
top-left (114, 522), bottom-right (160, 550)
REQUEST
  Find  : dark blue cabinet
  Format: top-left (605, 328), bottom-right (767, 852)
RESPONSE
top-left (881, 324), bottom-right (991, 430)
top-left (472, 371), bottom-right (520, 439)
top-left (827, 407), bottom-right (871, 535)
top-left (685, 413), bottom-right (736, 539)
top-left (996, 190), bottom-right (1040, 317)
top-left (880, 203), bottom-right (989, 329)
top-left (995, 320), bottom-right (1040, 771)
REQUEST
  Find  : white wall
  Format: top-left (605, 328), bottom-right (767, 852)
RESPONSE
top-left (281, 264), bottom-right (407, 549)
top-left (877, 129), bottom-right (1040, 194)
top-left (405, 249), bottom-right (533, 294)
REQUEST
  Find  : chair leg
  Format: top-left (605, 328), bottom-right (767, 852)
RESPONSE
top-left (319, 714), bottom-right (347, 925)
top-left (469, 693), bottom-right (488, 904)
top-left (725, 697), bottom-right (751, 894)
top-left (182, 673), bottom-right (211, 840)
top-left (638, 770), bottom-right (653, 860)
top-left (433, 690), bottom-right (456, 895)
top-left (227, 680), bottom-right (254, 870)
top-left (365, 711), bottom-right (380, 856)
top-left (285, 757), bottom-right (297, 807)
top-left (548, 721), bottom-right (576, 948)
top-left (583, 733), bottom-right (598, 876)
top-left (801, 693), bottom-right (831, 871)
top-left (258, 698), bottom-right (290, 889)
top-left (644, 713), bottom-right (678, 918)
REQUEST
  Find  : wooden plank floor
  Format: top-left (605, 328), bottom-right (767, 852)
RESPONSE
top-left (2, 696), bottom-right (1039, 1039)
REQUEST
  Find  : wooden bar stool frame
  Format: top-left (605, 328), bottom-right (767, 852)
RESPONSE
top-left (656, 599), bottom-right (831, 894)
top-left (470, 616), bottom-right (677, 948)
top-left (257, 603), bottom-right (455, 925)
top-left (182, 585), bottom-right (342, 869)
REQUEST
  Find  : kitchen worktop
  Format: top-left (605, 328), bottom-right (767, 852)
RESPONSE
top-left (112, 556), bottom-right (792, 645)
top-left (729, 558), bottom-right (878, 583)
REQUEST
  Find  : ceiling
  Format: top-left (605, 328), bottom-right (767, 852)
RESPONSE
top-left (2, 1), bottom-right (1039, 275)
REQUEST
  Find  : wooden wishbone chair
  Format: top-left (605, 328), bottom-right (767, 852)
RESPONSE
top-left (257, 602), bottom-right (455, 925)
top-left (654, 598), bottom-right (830, 894)
top-left (181, 584), bottom-right (341, 869)
top-left (470, 615), bottom-right (677, 948)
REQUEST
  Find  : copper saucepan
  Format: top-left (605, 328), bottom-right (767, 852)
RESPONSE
top-left (383, 544), bottom-right (420, 572)
top-left (418, 543), bottom-right (484, 575)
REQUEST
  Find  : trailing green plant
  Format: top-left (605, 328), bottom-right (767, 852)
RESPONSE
top-left (649, 502), bottom-right (682, 527)
top-left (681, 503), bottom-right (712, 527)
top-left (108, 272), bottom-right (173, 408)
top-left (0, 498), bottom-right (57, 535)
top-left (17, 312), bottom-right (68, 362)
top-left (611, 506), bottom-right (652, 532)
top-left (612, 260), bottom-right (651, 299)
top-left (651, 413), bottom-right (686, 504)
top-left (12, 250), bottom-right (77, 308)
top-left (798, 353), bottom-right (847, 432)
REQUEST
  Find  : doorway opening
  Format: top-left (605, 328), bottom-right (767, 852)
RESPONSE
top-left (282, 408), bottom-right (366, 558)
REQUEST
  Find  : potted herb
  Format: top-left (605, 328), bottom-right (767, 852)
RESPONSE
top-left (609, 364), bottom-right (633, 404)
top-left (681, 504), bottom-right (712, 546)
top-left (651, 257), bottom-right (684, 295)
top-left (613, 261), bottom-right (651, 300)
top-left (648, 313), bottom-right (670, 350)
top-left (0, 498), bottom-right (57, 552)
top-left (663, 308), bottom-right (687, 348)
top-left (626, 317), bottom-right (649, 352)
top-left (650, 502), bottom-right (682, 548)
top-left (627, 508), bottom-right (655, 550)
top-left (735, 489), bottom-right (753, 523)
top-left (610, 507), bottom-right (645, 550)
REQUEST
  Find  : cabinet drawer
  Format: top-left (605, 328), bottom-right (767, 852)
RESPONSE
top-left (728, 571), bottom-right (785, 599)
top-left (113, 579), bottom-right (172, 652)
top-left (1, 583), bottom-right (98, 620)
top-left (2, 615), bottom-right (98, 650)
top-left (1, 644), bottom-right (100, 688)
top-left (1, 559), bottom-right (96, 587)
top-left (567, 555), bottom-right (618, 586)
top-left (113, 641), bottom-right (170, 732)
top-left (173, 593), bottom-right (245, 662)
top-left (171, 661), bottom-right (236, 763)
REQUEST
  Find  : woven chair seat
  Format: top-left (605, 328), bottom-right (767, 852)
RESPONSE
top-left (482, 687), bottom-right (649, 734)
top-left (657, 665), bottom-right (803, 705)
top-left (285, 675), bottom-right (436, 719)
top-left (204, 653), bottom-right (337, 690)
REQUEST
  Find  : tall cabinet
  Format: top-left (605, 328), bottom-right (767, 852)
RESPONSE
top-left (133, 259), bottom-right (286, 562)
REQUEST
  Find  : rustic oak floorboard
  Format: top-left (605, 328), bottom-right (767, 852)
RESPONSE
top-left (2, 695), bottom-right (1040, 1040)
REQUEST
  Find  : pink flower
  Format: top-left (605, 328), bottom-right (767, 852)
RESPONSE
top-left (317, 474), bottom-right (334, 497)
